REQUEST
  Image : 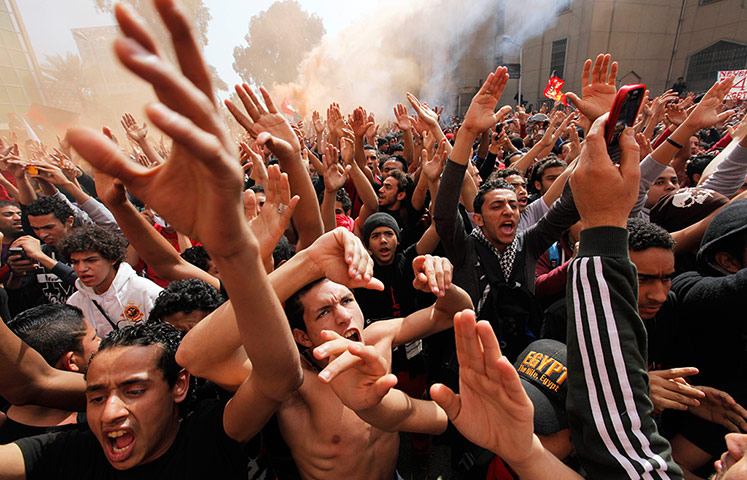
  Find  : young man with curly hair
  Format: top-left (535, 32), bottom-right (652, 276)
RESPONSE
top-left (59, 225), bottom-right (162, 337)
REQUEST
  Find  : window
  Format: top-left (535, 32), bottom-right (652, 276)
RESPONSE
top-left (686, 41), bottom-right (747, 92)
top-left (550, 39), bottom-right (568, 79)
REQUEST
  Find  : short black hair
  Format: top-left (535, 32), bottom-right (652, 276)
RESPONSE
top-left (94, 321), bottom-right (184, 387)
top-left (7, 304), bottom-right (88, 366)
top-left (686, 154), bottom-right (715, 185)
top-left (0, 200), bottom-right (18, 210)
top-left (26, 196), bottom-right (74, 224)
top-left (473, 178), bottom-right (515, 214)
top-left (180, 246), bottom-right (212, 272)
top-left (273, 236), bottom-right (292, 267)
top-left (336, 189), bottom-right (352, 214)
top-left (283, 278), bottom-right (325, 333)
top-left (384, 155), bottom-right (407, 170)
top-left (58, 224), bottom-right (127, 264)
top-left (149, 279), bottom-right (224, 325)
top-left (492, 167), bottom-right (524, 181)
top-left (530, 157), bottom-right (567, 194)
top-left (627, 218), bottom-right (675, 252)
top-left (249, 184), bottom-right (265, 194)
top-left (386, 169), bottom-right (411, 193)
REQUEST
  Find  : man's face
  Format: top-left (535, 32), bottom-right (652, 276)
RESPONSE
top-left (0, 205), bottom-right (22, 237)
top-left (296, 280), bottom-right (365, 351)
top-left (334, 201), bottom-right (347, 216)
top-left (628, 248), bottom-right (674, 320)
top-left (713, 433), bottom-right (747, 479)
top-left (645, 166), bottom-right (679, 209)
top-left (474, 189), bottom-right (520, 249)
top-left (70, 251), bottom-right (118, 294)
top-left (690, 136), bottom-right (702, 156)
top-left (364, 150), bottom-right (378, 170)
top-left (85, 345), bottom-right (187, 470)
top-left (504, 174), bottom-right (529, 211)
top-left (368, 226), bottom-right (398, 266)
top-left (28, 213), bottom-right (72, 247)
top-left (382, 159), bottom-right (404, 176)
top-left (536, 166), bottom-right (565, 196)
top-left (378, 177), bottom-right (404, 208)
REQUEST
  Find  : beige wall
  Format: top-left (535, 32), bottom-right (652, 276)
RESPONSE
top-left (494, 0), bottom-right (747, 109)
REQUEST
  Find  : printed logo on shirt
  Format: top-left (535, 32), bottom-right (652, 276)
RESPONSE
top-left (517, 350), bottom-right (567, 392)
top-left (122, 303), bottom-right (144, 323)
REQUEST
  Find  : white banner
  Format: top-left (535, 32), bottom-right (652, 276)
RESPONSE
top-left (718, 69), bottom-right (747, 100)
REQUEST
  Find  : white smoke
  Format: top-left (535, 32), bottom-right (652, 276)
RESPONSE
top-left (272, 0), bottom-right (561, 121)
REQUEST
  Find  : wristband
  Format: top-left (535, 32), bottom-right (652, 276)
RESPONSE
top-left (666, 137), bottom-right (684, 149)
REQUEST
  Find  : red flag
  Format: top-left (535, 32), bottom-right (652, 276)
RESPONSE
top-left (543, 77), bottom-right (567, 105)
top-left (281, 98), bottom-right (297, 117)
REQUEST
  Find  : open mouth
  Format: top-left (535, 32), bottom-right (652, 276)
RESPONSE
top-left (105, 429), bottom-right (135, 462)
top-left (500, 221), bottom-right (515, 235)
top-left (342, 328), bottom-right (361, 342)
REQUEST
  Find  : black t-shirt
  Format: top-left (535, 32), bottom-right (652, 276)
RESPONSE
top-left (355, 244), bottom-right (421, 321)
top-left (0, 413), bottom-right (87, 445)
top-left (16, 398), bottom-right (258, 479)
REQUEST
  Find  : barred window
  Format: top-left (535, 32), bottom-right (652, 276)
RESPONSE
top-left (550, 39), bottom-right (568, 79)
top-left (686, 41), bottom-right (747, 92)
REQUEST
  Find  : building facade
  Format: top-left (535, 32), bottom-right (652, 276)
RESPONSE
top-left (0, 0), bottom-right (45, 128)
top-left (454, 0), bottom-right (747, 114)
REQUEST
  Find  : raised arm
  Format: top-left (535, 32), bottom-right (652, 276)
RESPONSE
top-left (429, 310), bottom-right (583, 479)
top-left (567, 113), bottom-right (683, 479)
top-left (68, 0), bottom-right (303, 443)
top-left (226, 83), bottom-right (324, 251)
top-left (0, 314), bottom-right (85, 412)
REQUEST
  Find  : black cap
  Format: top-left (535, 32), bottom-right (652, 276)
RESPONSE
top-left (514, 339), bottom-right (568, 435)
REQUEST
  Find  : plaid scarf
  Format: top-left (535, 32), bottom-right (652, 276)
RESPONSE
top-left (471, 226), bottom-right (518, 282)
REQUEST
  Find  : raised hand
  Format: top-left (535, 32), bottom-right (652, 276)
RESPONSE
top-left (303, 227), bottom-right (383, 290)
top-left (240, 141), bottom-right (267, 184)
top-left (430, 310), bottom-right (536, 466)
top-left (225, 83), bottom-right (301, 160)
top-left (339, 131), bottom-right (355, 166)
top-left (682, 75), bottom-right (735, 131)
top-left (312, 110), bottom-right (325, 135)
top-left (407, 93), bottom-right (440, 132)
top-left (566, 54), bottom-right (618, 122)
top-left (121, 112), bottom-right (148, 142)
top-left (66, 0), bottom-right (246, 256)
top-left (314, 330), bottom-right (397, 411)
top-left (245, 165), bottom-right (299, 260)
top-left (349, 107), bottom-right (373, 138)
top-left (412, 254), bottom-right (453, 297)
top-left (460, 66), bottom-right (512, 134)
top-left (664, 102), bottom-right (688, 126)
top-left (322, 144), bottom-right (350, 192)
top-left (569, 112), bottom-right (640, 228)
top-left (422, 138), bottom-right (448, 182)
top-left (393, 103), bottom-right (413, 132)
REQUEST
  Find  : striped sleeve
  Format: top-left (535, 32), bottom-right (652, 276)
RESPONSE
top-left (566, 226), bottom-right (682, 480)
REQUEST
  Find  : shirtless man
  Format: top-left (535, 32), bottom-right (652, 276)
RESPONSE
top-left (178, 230), bottom-right (472, 479)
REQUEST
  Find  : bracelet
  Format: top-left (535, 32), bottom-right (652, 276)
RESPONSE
top-left (666, 137), bottom-right (684, 149)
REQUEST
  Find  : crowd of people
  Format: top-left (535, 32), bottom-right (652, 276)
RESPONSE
top-left (0, 1), bottom-right (746, 479)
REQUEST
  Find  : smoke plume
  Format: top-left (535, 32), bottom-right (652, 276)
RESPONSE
top-left (272, 0), bottom-right (561, 121)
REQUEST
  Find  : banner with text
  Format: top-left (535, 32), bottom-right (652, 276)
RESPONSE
top-left (718, 70), bottom-right (747, 100)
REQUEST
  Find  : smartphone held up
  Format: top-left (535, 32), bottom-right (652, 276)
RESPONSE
top-left (604, 84), bottom-right (645, 163)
